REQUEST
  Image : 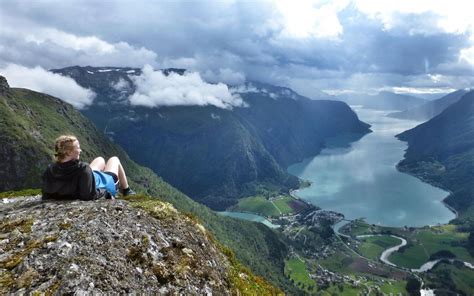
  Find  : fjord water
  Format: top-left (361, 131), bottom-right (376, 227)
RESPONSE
top-left (288, 107), bottom-right (455, 227)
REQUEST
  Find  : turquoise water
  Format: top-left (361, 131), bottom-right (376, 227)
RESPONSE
top-left (218, 211), bottom-right (280, 229)
top-left (288, 107), bottom-right (455, 227)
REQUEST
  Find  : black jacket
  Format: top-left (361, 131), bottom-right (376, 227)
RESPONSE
top-left (42, 160), bottom-right (99, 200)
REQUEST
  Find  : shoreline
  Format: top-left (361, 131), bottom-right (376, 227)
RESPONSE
top-left (396, 164), bottom-right (459, 220)
top-left (288, 157), bottom-right (456, 230)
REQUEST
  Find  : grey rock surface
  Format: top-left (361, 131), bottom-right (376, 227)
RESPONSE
top-left (0, 196), bottom-right (232, 294)
top-left (0, 75), bottom-right (8, 96)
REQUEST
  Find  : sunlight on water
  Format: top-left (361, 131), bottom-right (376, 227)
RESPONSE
top-left (288, 107), bottom-right (455, 227)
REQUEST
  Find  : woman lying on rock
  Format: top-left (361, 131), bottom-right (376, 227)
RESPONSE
top-left (42, 135), bottom-right (136, 200)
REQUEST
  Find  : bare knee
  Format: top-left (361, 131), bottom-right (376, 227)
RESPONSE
top-left (95, 156), bottom-right (106, 164)
top-left (105, 156), bottom-right (121, 175)
top-left (108, 156), bottom-right (120, 164)
top-left (89, 156), bottom-right (106, 171)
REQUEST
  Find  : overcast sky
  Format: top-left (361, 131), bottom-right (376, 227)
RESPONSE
top-left (1, 0), bottom-right (474, 100)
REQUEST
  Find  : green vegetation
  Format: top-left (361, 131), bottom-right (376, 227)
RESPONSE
top-left (273, 196), bottom-right (294, 215)
top-left (423, 262), bottom-right (474, 295)
top-left (321, 281), bottom-right (407, 296)
top-left (122, 194), bottom-right (283, 295)
top-left (231, 195), bottom-right (298, 217)
top-left (389, 226), bottom-right (472, 269)
top-left (0, 86), bottom-right (297, 293)
top-left (345, 221), bottom-right (474, 271)
top-left (0, 189), bottom-right (41, 199)
top-left (284, 257), bottom-right (317, 293)
top-left (232, 196), bottom-right (281, 217)
top-left (379, 280), bottom-right (408, 294)
top-left (317, 249), bottom-right (358, 275)
top-left (341, 219), bottom-right (373, 236)
top-left (358, 235), bottom-right (402, 260)
top-left (323, 283), bottom-right (361, 295)
top-left (396, 91), bottom-right (474, 226)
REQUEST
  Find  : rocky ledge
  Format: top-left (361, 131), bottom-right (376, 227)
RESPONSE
top-left (0, 195), bottom-right (236, 294)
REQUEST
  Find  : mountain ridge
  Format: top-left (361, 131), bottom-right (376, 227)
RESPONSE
top-left (388, 89), bottom-right (469, 121)
top-left (396, 91), bottom-right (474, 226)
top-left (51, 66), bottom-right (371, 209)
top-left (336, 91), bottom-right (426, 111)
top-left (0, 76), bottom-right (297, 292)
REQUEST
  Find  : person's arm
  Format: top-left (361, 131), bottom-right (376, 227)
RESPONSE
top-left (78, 165), bottom-right (98, 200)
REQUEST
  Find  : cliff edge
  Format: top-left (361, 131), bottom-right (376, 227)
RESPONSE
top-left (0, 195), bottom-right (278, 294)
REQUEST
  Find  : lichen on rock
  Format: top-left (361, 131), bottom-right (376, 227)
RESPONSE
top-left (0, 196), bottom-right (235, 294)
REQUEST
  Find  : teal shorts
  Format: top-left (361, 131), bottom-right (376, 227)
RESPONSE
top-left (93, 170), bottom-right (118, 197)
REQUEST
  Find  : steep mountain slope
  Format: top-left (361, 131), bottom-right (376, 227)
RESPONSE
top-left (337, 91), bottom-right (426, 111)
top-left (51, 66), bottom-right (371, 209)
top-left (396, 91), bottom-right (474, 223)
top-left (389, 89), bottom-right (469, 121)
top-left (0, 76), bottom-right (296, 292)
top-left (237, 82), bottom-right (370, 167)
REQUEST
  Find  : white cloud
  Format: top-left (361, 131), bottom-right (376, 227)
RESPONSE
top-left (459, 46), bottom-right (474, 65)
top-left (354, 0), bottom-right (474, 34)
top-left (389, 86), bottom-right (457, 95)
top-left (230, 84), bottom-right (259, 94)
top-left (0, 64), bottom-right (96, 109)
top-left (129, 65), bottom-right (246, 109)
top-left (110, 78), bottom-right (131, 92)
top-left (202, 68), bottom-right (246, 85)
top-left (274, 0), bottom-right (349, 39)
top-left (0, 16), bottom-right (158, 69)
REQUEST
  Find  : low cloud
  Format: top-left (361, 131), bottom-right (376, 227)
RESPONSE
top-left (110, 78), bottom-right (131, 92)
top-left (230, 84), bottom-right (259, 94)
top-left (0, 64), bottom-right (96, 109)
top-left (202, 68), bottom-right (246, 85)
top-left (129, 65), bottom-right (246, 109)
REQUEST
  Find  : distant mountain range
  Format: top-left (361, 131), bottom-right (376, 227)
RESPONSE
top-left (389, 89), bottom-right (469, 121)
top-left (51, 66), bottom-right (371, 210)
top-left (396, 91), bottom-right (474, 226)
top-left (336, 91), bottom-right (426, 111)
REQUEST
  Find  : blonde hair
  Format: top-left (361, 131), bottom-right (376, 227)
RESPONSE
top-left (54, 135), bottom-right (78, 162)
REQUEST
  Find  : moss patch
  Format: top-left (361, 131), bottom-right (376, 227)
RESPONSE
top-left (0, 217), bottom-right (34, 234)
top-left (0, 189), bottom-right (41, 199)
top-left (122, 194), bottom-right (282, 294)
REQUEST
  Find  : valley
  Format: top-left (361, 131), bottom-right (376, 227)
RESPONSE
top-left (2, 2), bottom-right (474, 294)
top-left (223, 102), bottom-right (474, 294)
top-left (1, 72), bottom-right (473, 294)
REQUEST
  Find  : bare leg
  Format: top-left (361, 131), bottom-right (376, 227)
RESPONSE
top-left (89, 157), bottom-right (106, 171)
top-left (105, 156), bottom-right (129, 190)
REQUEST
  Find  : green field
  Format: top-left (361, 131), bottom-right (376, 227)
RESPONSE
top-left (273, 196), bottom-right (294, 215)
top-left (322, 280), bottom-right (407, 295)
top-left (341, 219), bottom-right (374, 236)
top-left (231, 195), bottom-right (296, 217)
top-left (284, 257), bottom-right (317, 293)
top-left (423, 262), bottom-right (474, 294)
top-left (379, 280), bottom-right (408, 294)
top-left (231, 195), bottom-right (280, 216)
top-left (344, 221), bottom-right (474, 270)
top-left (318, 249), bottom-right (358, 274)
top-left (323, 283), bottom-right (361, 295)
top-left (389, 226), bottom-right (473, 269)
top-left (358, 235), bottom-right (402, 260)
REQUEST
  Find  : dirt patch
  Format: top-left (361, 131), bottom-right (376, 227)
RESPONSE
top-left (288, 199), bottom-right (311, 213)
